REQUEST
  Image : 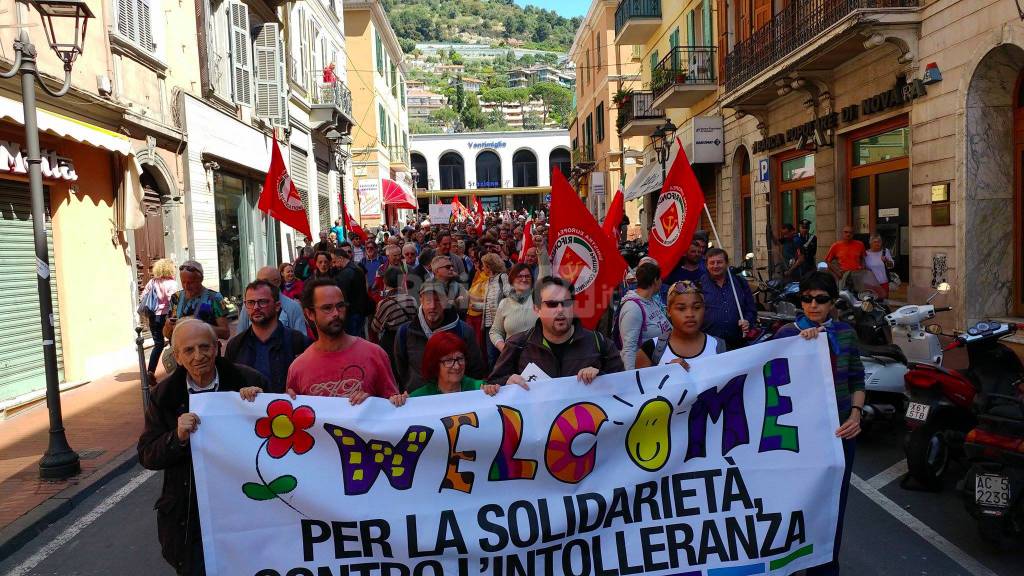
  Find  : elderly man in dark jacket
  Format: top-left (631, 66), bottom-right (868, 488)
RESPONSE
top-left (488, 276), bottom-right (624, 386)
top-left (394, 282), bottom-right (486, 393)
top-left (138, 319), bottom-right (266, 575)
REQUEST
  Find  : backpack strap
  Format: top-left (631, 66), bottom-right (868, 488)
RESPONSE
top-left (652, 337), bottom-right (670, 365)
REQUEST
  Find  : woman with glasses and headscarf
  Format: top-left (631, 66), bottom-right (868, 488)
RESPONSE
top-left (635, 280), bottom-right (725, 369)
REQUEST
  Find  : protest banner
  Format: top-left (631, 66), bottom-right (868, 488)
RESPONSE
top-left (428, 204), bottom-right (453, 225)
top-left (191, 336), bottom-right (843, 576)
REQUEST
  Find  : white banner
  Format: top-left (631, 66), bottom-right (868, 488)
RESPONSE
top-left (191, 337), bottom-right (843, 576)
top-left (358, 179), bottom-right (381, 217)
top-left (429, 204), bottom-right (453, 225)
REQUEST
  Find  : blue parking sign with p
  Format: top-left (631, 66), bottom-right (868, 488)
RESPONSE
top-left (758, 159), bottom-right (770, 182)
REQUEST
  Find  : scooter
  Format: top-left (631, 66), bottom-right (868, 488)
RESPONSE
top-left (742, 254), bottom-right (801, 317)
top-left (904, 320), bottom-right (1024, 490)
top-left (962, 392), bottom-right (1024, 549)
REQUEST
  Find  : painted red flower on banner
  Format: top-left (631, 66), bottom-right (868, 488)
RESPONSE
top-left (255, 399), bottom-right (315, 458)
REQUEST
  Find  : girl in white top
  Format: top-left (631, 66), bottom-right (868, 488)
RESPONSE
top-left (634, 280), bottom-right (725, 369)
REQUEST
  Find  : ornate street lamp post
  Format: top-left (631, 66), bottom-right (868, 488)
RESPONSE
top-left (0, 0), bottom-right (95, 479)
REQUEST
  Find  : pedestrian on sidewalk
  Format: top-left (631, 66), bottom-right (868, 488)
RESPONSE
top-left (140, 258), bottom-right (178, 383)
top-left (225, 280), bottom-right (309, 393)
top-left (138, 319), bottom-right (266, 576)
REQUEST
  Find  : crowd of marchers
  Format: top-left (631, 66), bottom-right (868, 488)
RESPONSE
top-left (136, 209), bottom-right (886, 576)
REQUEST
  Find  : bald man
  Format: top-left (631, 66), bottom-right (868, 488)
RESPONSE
top-left (138, 318), bottom-right (266, 575)
top-left (235, 265), bottom-right (307, 334)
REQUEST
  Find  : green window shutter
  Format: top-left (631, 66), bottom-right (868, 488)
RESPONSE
top-left (375, 31), bottom-right (383, 75)
top-left (669, 28), bottom-right (679, 49)
top-left (649, 50), bottom-right (658, 79)
top-left (703, 0), bottom-right (712, 47)
top-left (227, 0), bottom-right (252, 106)
top-left (687, 12), bottom-right (695, 46)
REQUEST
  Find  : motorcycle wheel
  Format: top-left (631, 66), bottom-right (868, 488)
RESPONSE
top-left (905, 421), bottom-right (949, 490)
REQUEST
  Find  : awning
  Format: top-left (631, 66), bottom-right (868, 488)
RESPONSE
top-left (623, 144), bottom-right (679, 201)
top-left (381, 177), bottom-right (417, 210)
top-left (0, 97), bottom-right (133, 156)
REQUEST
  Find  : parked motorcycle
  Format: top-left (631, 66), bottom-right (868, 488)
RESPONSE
top-left (962, 392), bottom-right (1024, 549)
top-left (742, 254), bottom-right (801, 317)
top-left (904, 319), bottom-right (1024, 490)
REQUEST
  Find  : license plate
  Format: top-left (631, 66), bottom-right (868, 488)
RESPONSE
top-left (906, 402), bottom-right (930, 422)
top-left (975, 474), bottom-right (1010, 508)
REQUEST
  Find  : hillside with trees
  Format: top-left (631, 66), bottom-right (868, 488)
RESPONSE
top-left (381, 0), bottom-right (581, 52)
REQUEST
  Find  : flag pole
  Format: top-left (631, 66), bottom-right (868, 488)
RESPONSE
top-left (702, 203), bottom-right (745, 319)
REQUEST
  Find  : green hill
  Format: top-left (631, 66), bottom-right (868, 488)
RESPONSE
top-left (381, 0), bottom-right (582, 53)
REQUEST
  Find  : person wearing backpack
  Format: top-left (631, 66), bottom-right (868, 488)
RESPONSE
top-left (615, 262), bottom-right (671, 371)
top-left (138, 258), bottom-right (178, 383)
top-left (224, 280), bottom-right (310, 393)
top-left (394, 282), bottom-right (487, 394)
top-left (635, 280), bottom-right (726, 368)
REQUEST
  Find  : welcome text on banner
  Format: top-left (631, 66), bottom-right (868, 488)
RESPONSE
top-left (190, 336), bottom-right (843, 576)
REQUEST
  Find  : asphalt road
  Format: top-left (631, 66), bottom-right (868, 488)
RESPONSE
top-left (1, 423), bottom-right (1022, 576)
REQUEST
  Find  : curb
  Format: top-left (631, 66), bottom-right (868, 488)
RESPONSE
top-left (0, 447), bottom-right (141, 560)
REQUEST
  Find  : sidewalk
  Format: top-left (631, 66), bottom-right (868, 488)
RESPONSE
top-left (0, 362), bottom-right (156, 535)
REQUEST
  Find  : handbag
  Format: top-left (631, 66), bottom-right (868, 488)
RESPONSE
top-left (137, 281), bottom-right (159, 315)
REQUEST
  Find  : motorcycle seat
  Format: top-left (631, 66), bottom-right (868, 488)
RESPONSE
top-left (859, 343), bottom-right (907, 364)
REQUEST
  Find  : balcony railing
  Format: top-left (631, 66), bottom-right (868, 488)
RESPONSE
top-left (651, 46), bottom-right (716, 98)
top-left (617, 90), bottom-right (663, 134)
top-left (614, 0), bottom-right (662, 39)
top-left (573, 146), bottom-right (595, 165)
top-left (389, 145), bottom-right (410, 166)
top-left (725, 0), bottom-right (919, 91)
top-left (313, 80), bottom-right (353, 118)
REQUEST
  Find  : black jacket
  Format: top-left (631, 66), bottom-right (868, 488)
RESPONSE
top-left (394, 308), bottom-right (486, 393)
top-left (137, 358), bottom-right (266, 574)
top-left (488, 319), bottom-right (624, 385)
top-left (335, 263), bottom-right (371, 315)
top-left (224, 323), bottom-right (309, 393)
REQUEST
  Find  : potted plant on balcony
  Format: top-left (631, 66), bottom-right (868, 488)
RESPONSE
top-left (613, 88), bottom-right (633, 107)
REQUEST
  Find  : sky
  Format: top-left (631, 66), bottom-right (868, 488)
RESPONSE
top-left (514, 0), bottom-right (590, 18)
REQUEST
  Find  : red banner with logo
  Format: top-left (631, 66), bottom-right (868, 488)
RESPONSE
top-left (258, 142), bottom-right (311, 239)
top-left (647, 140), bottom-right (705, 279)
top-left (341, 194), bottom-right (368, 243)
top-left (547, 170), bottom-right (627, 329)
top-left (601, 189), bottom-right (625, 241)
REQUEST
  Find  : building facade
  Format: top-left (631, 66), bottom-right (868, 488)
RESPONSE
top-left (410, 130), bottom-right (571, 213)
top-left (344, 0), bottom-right (412, 229)
top-left (714, 0), bottom-right (1024, 329)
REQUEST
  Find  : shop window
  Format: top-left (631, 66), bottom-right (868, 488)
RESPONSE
top-left (439, 152), bottom-right (465, 190)
top-left (513, 150), bottom-right (538, 187)
top-left (411, 153), bottom-right (428, 189)
top-left (781, 154), bottom-right (815, 182)
top-left (475, 151), bottom-right (501, 189)
top-left (550, 148), bottom-right (571, 180)
top-left (852, 127), bottom-right (910, 166)
top-left (774, 152), bottom-right (816, 236)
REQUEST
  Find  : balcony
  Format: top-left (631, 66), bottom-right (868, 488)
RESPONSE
top-left (617, 90), bottom-right (665, 137)
top-left (389, 145), bottom-right (410, 168)
top-left (651, 46), bottom-right (717, 110)
top-left (572, 146), bottom-right (595, 167)
top-left (724, 0), bottom-right (920, 105)
top-left (310, 80), bottom-right (355, 134)
top-left (614, 0), bottom-right (662, 46)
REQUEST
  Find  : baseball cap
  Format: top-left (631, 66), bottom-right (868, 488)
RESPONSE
top-left (179, 260), bottom-right (204, 276)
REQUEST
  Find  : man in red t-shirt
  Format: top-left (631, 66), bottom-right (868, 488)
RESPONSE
top-left (286, 278), bottom-right (402, 405)
top-left (824, 226), bottom-right (866, 276)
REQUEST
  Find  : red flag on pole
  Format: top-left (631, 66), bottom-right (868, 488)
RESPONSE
top-left (472, 195), bottom-right (485, 234)
top-left (340, 193), bottom-right (368, 243)
top-left (518, 219), bottom-right (534, 263)
top-left (547, 169), bottom-right (627, 330)
top-left (601, 189), bottom-right (625, 241)
top-left (259, 141), bottom-right (311, 239)
top-left (647, 140), bottom-right (706, 279)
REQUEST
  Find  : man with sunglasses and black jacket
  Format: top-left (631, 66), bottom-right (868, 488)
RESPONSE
top-left (488, 276), bottom-right (624, 387)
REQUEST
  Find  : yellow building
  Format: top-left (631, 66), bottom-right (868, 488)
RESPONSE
top-left (344, 0), bottom-right (411, 229)
top-left (568, 0), bottom-right (645, 226)
top-left (614, 0), bottom-right (724, 236)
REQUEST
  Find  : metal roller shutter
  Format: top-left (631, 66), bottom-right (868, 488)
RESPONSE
top-left (289, 146), bottom-right (309, 212)
top-left (0, 184), bottom-right (65, 402)
top-left (316, 159), bottom-right (330, 233)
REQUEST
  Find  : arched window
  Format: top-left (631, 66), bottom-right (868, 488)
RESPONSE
top-left (410, 153), bottom-right (428, 189)
top-left (439, 152), bottom-right (464, 190)
top-left (475, 151), bottom-right (501, 189)
top-left (549, 148), bottom-right (571, 180)
top-left (512, 149), bottom-right (538, 187)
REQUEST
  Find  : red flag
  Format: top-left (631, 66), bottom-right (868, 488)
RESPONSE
top-left (547, 170), bottom-right (627, 330)
top-left (601, 189), bottom-right (625, 241)
top-left (340, 193), bottom-right (368, 243)
top-left (518, 219), bottom-right (534, 263)
top-left (472, 195), bottom-right (485, 234)
top-left (259, 141), bottom-right (311, 239)
top-left (647, 140), bottom-right (706, 279)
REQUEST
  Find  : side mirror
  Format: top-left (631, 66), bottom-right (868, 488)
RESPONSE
top-left (926, 324), bottom-right (942, 335)
top-left (936, 282), bottom-right (951, 294)
top-left (744, 252), bottom-right (754, 261)
top-left (816, 262), bottom-right (828, 270)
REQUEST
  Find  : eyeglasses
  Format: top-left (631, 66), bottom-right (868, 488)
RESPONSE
top-left (315, 302), bottom-right (349, 314)
top-left (514, 273), bottom-right (533, 281)
top-left (437, 264), bottom-right (454, 270)
top-left (542, 299), bottom-right (574, 309)
top-left (243, 298), bottom-right (274, 309)
top-left (179, 265), bottom-right (201, 274)
top-left (800, 294), bottom-right (833, 304)
top-left (440, 356), bottom-right (466, 368)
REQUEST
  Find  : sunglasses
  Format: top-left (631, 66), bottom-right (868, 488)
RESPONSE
top-left (179, 265), bottom-right (201, 274)
top-left (800, 294), bottom-right (833, 304)
top-left (542, 299), bottom-right (574, 309)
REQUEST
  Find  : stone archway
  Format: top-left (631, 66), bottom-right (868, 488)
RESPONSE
top-left (964, 43), bottom-right (1024, 323)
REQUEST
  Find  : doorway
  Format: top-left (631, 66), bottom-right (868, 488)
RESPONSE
top-left (134, 168), bottom-right (167, 294)
top-left (1015, 70), bottom-right (1024, 315)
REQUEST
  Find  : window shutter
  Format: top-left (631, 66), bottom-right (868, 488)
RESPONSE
top-left (137, 0), bottom-right (154, 50)
top-left (254, 22), bottom-right (285, 125)
top-left (116, 0), bottom-right (135, 40)
top-left (687, 13), bottom-right (695, 46)
top-left (717, 0), bottom-right (728, 79)
top-left (227, 1), bottom-right (252, 107)
top-left (703, 0), bottom-right (712, 47)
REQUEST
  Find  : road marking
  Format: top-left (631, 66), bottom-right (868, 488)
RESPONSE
top-left (866, 459), bottom-right (909, 489)
top-left (851, 473), bottom-right (998, 576)
top-left (7, 468), bottom-right (156, 576)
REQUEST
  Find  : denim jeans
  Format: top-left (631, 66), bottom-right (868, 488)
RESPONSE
top-left (806, 436), bottom-right (856, 575)
top-left (147, 312), bottom-right (167, 374)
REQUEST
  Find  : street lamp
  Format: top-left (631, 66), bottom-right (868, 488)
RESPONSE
top-left (1, 0), bottom-right (95, 480)
top-left (650, 119), bottom-right (677, 184)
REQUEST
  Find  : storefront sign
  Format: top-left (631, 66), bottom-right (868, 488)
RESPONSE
top-left (840, 77), bottom-right (929, 124)
top-left (689, 116), bottom-right (725, 164)
top-left (590, 171), bottom-right (606, 200)
top-left (0, 140), bottom-right (78, 181)
top-left (467, 141), bottom-right (507, 149)
top-left (357, 179), bottom-right (381, 217)
top-left (752, 112), bottom-right (838, 154)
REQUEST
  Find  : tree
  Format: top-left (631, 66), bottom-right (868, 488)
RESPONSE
top-left (450, 52), bottom-right (464, 66)
top-left (529, 81), bottom-right (572, 126)
top-left (399, 38), bottom-right (416, 54)
top-left (428, 106), bottom-right (460, 130)
top-left (410, 119), bottom-right (442, 134)
top-left (460, 93), bottom-right (486, 130)
top-left (453, 77), bottom-right (466, 113)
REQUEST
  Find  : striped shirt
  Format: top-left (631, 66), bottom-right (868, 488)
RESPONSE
top-left (371, 292), bottom-right (418, 335)
top-left (773, 317), bottom-right (865, 420)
